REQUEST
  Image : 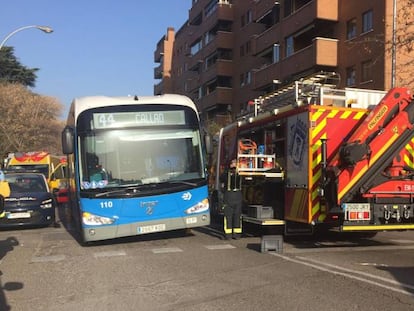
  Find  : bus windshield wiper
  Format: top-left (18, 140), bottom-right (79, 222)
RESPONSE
top-left (95, 185), bottom-right (142, 197)
top-left (165, 180), bottom-right (199, 187)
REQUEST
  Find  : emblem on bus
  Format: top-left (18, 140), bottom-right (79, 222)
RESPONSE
top-left (182, 192), bottom-right (192, 200)
top-left (140, 201), bottom-right (158, 215)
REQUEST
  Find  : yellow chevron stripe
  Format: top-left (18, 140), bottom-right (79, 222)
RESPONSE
top-left (312, 118), bottom-right (326, 139)
top-left (311, 201), bottom-right (320, 217)
top-left (311, 109), bottom-right (326, 121)
top-left (354, 111), bottom-right (366, 119)
top-left (339, 110), bottom-right (352, 119)
top-left (404, 154), bottom-right (414, 167)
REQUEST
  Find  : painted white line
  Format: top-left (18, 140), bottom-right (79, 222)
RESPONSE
top-left (285, 244), bottom-right (414, 254)
top-left (389, 239), bottom-right (414, 244)
top-left (93, 250), bottom-right (126, 258)
top-left (31, 255), bottom-right (66, 263)
top-left (271, 253), bottom-right (414, 297)
top-left (152, 247), bottom-right (183, 254)
top-left (205, 244), bottom-right (236, 250)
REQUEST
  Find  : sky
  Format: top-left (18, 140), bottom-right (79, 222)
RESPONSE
top-left (0, 0), bottom-right (192, 118)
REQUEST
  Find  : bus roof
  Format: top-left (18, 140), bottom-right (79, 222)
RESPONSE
top-left (67, 94), bottom-right (198, 124)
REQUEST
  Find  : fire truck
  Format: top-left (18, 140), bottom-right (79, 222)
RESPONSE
top-left (212, 75), bottom-right (414, 235)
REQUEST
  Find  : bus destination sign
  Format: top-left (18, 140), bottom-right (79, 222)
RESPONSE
top-left (93, 111), bottom-right (185, 129)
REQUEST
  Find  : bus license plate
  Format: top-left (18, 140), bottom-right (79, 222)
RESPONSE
top-left (137, 224), bottom-right (166, 234)
top-left (7, 212), bottom-right (31, 219)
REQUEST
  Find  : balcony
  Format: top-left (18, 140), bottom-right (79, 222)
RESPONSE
top-left (189, 0), bottom-right (233, 25)
top-left (204, 31), bottom-right (233, 56)
top-left (254, 37), bottom-right (338, 89)
top-left (202, 59), bottom-right (233, 84)
top-left (154, 80), bottom-right (163, 96)
top-left (154, 64), bottom-right (163, 79)
top-left (254, 0), bottom-right (338, 54)
top-left (154, 38), bottom-right (164, 63)
top-left (254, 0), bottom-right (277, 22)
top-left (188, 31), bottom-right (233, 70)
top-left (197, 87), bottom-right (233, 112)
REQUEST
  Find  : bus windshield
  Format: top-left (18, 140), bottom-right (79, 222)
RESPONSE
top-left (79, 128), bottom-right (204, 190)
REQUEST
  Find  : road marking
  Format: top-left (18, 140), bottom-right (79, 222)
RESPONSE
top-left (285, 244), bottom-right (414, 254)
top-left (389, 239), bottom-right (414, 244)
top-left (93, 250), bottom-right (126, 258)
top-left (271, 253), bottom-right (414, 297)
top-left (205, 244), bottom-right (236, 250)
top-left (359, 262), bottom-right (388, 267)
top-left (152, 247), bottom-right (183, 254)
top-left (31, 255), bottom-right (66, 263)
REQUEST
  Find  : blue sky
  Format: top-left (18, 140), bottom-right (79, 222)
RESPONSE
top-left (0, 1), bottom-right (191, 118)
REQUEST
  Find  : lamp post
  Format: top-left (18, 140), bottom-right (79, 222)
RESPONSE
top-left (0, 25), bottom-right (53, 52)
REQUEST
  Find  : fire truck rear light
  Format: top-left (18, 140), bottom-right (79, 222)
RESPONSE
top-left (348, 211), bottom-right (370, 220)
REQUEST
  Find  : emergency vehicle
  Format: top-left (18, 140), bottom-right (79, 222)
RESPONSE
top-left (212, 74), bottom-right (414, 235)
top-left (5, 151), bottom-right (68, 203)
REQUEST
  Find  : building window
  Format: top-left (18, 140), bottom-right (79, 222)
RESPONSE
top-left (246, 9), bottom-right (252, 24)
top-left (240, 71), bottom-right (251, 87)
top-left (272, 43), bottom-right (280, 63)
top-left (240, 45), bottom-right (244, 57)
top-left (190, 38), bottom-right (202, 56)
top-left (347, 18), bottom-right (357, 40)
top-left (205, 0), bottom-right (218, 18)
top-left (245, 41), bottom-right (251, 55)
top-left (346, 66), bottom-right (356, 86)
top-left (362, 10), bottom-right (373, 33)
top-left (241, 10), bottom-right (252, 27)
top-left (241, 14), bottom-right (245, 28)
top-left (285, 36), bottom-right (294, 57)
top-left (361, 60), bottom-right (373, 82)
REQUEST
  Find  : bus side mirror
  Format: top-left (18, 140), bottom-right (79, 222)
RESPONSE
top-left (205, 134), bottom-right (213, 155)
top-left (62, 126), bottom-right (74, 155)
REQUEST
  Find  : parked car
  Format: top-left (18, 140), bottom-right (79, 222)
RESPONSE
top-left (0, 173), bottom-right (56, 227)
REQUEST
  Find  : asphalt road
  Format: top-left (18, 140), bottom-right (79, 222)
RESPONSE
top-left (0, 218), bottom-right (413, 311)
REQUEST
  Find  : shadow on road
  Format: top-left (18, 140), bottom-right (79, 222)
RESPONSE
top-left (376, 265), bottom-right (414, 296)
top-left (0, 236), bottom-right (24, 310)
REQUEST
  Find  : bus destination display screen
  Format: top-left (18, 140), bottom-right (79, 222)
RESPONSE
top-left (93, 111), bottom-right (186, 129)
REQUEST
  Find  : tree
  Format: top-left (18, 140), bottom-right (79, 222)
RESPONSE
top-left (0, 83), bottom-right (65, 156)
top-left (0, 46), bottom-right (38, 87)
top-left (394, 0), bottom-right (414, 87)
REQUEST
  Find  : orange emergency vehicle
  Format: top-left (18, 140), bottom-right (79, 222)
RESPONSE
top-left (6, 152), bottom-right (68, 203)
top-left (212, 74), bottom-right (414, 235)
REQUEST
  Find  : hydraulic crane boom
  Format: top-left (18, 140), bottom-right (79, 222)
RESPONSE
top-left (327, 87), bottom-right (414, 204)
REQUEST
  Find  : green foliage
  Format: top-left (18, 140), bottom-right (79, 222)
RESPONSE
top-left (0, 46), bottom-right (38, 87)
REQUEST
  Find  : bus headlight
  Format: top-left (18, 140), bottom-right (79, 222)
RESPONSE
top-left (185, 198), bottom-right (209, 214)
top-left (82, 212), bottom-right (115, 225)
top-left (40, 198), bottom-right (53, 209)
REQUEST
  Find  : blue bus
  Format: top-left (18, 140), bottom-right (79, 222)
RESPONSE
top-left (61, 94), bottom-right (211, 243)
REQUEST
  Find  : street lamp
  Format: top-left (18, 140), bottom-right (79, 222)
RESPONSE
top-left (0, 25), bottom-right (53, 51)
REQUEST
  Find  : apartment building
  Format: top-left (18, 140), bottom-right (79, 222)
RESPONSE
top-left (154, 0), bottom-right (412, 125)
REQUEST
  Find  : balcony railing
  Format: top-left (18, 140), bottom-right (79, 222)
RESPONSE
top-left (154, 80), bottom-right (163, 95)
top-left (254, 37), bottom-right (338, 89)
top-left (197, 87), bottom-right (233, 112)
top-left (154, 64), bottom-right (163, 79)
top-left (254, 0), bottom-right (338, 54)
